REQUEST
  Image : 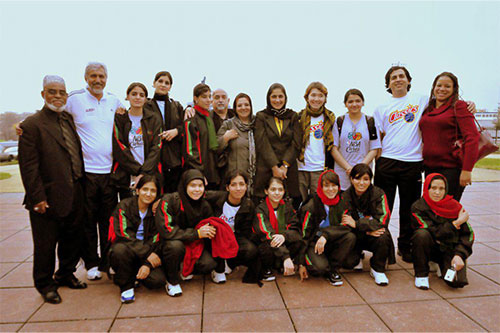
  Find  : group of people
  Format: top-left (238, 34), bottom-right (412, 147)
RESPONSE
top-left (18, 62), bottom-right (480, 305)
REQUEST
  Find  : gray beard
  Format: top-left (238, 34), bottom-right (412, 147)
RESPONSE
top-left (46, 102), bottom-right (66, 112)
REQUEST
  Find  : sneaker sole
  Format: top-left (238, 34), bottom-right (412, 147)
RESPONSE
top-left (328, 280), bottom-right (343, 286)
top-left (370, 273), bottom-right (389, 286)
top-left (121, 298), bottom-right (135, 304)
top-left (416, 286), bottom-right (429, 290)
top-left (261, 276), bottom-right (276, 282)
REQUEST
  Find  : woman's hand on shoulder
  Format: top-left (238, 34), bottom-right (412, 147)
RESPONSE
top-left (223, 129), bottom-right (239, 143)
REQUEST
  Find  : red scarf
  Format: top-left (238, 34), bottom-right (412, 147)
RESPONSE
top-left (194, 104), bottom-right (210, 117)
top-left (423, 173), bottom-right (462, 218)
top-left (265, 197), bottom-right (285, 233)
top-left (317, 170), bottom-right (340, 206)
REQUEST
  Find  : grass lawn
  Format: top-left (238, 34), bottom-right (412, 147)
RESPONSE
top-left (0, 160), bottom-right (18, 166)
top-left (0, 172), bottom-right (12, 180)
top-left (476, 157), bottom-right (500, 170)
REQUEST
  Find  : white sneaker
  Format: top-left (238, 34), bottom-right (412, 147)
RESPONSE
top-left (87, 266), bottom-right (102, 280)
top-left (415, 277), bottom-right (429, 290)
top-left (211, 270), bottom-right (227, 284)
top-left (370, 268), bottom-right (389, 286)
top-left (120, 288), bottom-right (135, 303)
top-left (180, 273), bottom-right (193, 281)
top-left (224, 260), bottom-right (233, 275)
top-left (353, 258), bottom-right (364, 271)
top-left (166, 282), bottom-right (182, 297)
top-left (429, 262), bottom-right (441, 277)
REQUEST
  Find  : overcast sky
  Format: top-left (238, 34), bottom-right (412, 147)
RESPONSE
top-left (1, 1), bottom-right (499, 116)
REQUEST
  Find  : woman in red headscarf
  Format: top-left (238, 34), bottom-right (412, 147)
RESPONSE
top-left (411, 173), bottom-right (474, 290)
top-left (298, 170), bottom-right (356, 286)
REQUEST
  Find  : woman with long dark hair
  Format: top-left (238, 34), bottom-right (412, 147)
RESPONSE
top-left (254, 83), bottom-right (300, 207)
top-left (111, 83), bottom-right (162, 199)
top-left (217, 93), bottom-right (257, 196)
top-left (420, 72), bottom-right (479, 201)
top-left (108, 175), bottom-right (165, 303)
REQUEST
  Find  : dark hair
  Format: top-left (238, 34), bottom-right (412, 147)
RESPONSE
top-left (266, 83), bottom-right (287, 109)
top-left (304, 82), bottom-right (328, 101)
top-left (233, 93), bottom-right (253, 118)
top-left (266, 176), bottom-right (285, 190)
top-left (385, 66), bottom-right (412, 94)
top-left (225, 170), bottom-right (249, 186)
top-left (424, 72), bottom-right (460, 114)
top-left (321, 171), bottom-right (340, 187)
top-left (193, 83), bottom-right (211, 98)
top-left (350, 163), bottom-right (373, 180)
top-left (154, 71), bottom-right (173, 85)
top-left (136, 174), bottom-right (161, 200)
top-left (429, 174), bottom-right (448, 193)
top-left (343, 88), bottom-right (365, 103)
top-left (126, 82), bottom-right (148, 97)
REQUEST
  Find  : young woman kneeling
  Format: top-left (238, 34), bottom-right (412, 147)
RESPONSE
top-left (108, 175), bottom-right (166, 303)
top-left (342, 164), bottom-right (395, 286)
top-left (298, 170), bottom-right (356, 286)
top-left (253, 177), bottom-right (303, 281)
top-left (411, 173), bottom-right (474, 289)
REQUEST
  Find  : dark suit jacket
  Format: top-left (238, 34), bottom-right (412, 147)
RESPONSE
top-left (19, 106), bottom-right (85, 217)
top-left (253, 110), bottom-right (300, 198)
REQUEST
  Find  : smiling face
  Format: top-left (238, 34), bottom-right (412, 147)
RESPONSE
top-left (344, 93), bottom-right (364, 115)
top-left (153, 75), bottom-right (171, 96)
top-left (270, 88), bottom-right (286, 110)
top-left (138, 181), bottom-right (157, 206)
top-left (127, 86), bottom-right (147, 109)
top-left (265, 179), bottom-right (285, 206)
top-left (42, 82), bottom-right (67, 112)
top-left (428, 178), bottom-right (446, 202)
top-left (433, 75), bottom-right (455, 104)
top-left (307, 88), bottom-right (326, 111)
top-left (388, 69), bottom-right (410, 98)
top-left (212, 89), bottom-right (229, 112)
top-left (235, 97), bottom-right (252, 121)
top-left (186, 179), bottom-right (205, 200)
top-left (85, 67), bottom-right (107, 96)
top-left (351, 174), bottom-right (371, 196)
top-left (194, 91), bottom-right (212, 110)
top-left (322, 179), bottom-right (339, 199)
top-left (227, 175), bottom-right (247, 204)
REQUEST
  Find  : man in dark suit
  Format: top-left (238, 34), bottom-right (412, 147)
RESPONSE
top-left (18, 75), bottom-right (87, 304)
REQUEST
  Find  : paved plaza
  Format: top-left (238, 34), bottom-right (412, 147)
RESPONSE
top-left (0, 182), bottom-right (499, 332)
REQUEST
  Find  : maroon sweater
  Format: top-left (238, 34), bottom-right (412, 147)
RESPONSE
top-left (419, 100), bottom-right (479, 171)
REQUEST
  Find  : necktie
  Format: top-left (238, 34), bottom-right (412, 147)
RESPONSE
top-left (58, 114), bottom-right (83, 179)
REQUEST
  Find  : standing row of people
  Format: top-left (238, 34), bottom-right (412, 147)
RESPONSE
top-left (18, 63), bottom-right (480, 304)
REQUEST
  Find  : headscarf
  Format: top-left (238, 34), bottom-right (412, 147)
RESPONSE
top-left (194, 105), bottom-right (218, 151)
top-left (423, 173), bottom-right (462, 218)
top-left (263, 83), bottom-right (294, 120)
top-left (177, 169), bottom-right (211, 224)
top-left (298, 105), bottom-right (335, 162)
top-left (317, 170), bottom-right (340, 206)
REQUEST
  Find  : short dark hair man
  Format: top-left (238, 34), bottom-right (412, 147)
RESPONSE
top-left (19, 75), bottom-right (87, 304)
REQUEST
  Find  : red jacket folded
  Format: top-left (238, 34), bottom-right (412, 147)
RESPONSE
top-left (182, 217), bottom-right (239, 277)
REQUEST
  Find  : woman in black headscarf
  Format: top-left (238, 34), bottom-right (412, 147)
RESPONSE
top-left (253, 83), bottom-right (301, 208)
top-left (155, 169), bottom-right (219, 297)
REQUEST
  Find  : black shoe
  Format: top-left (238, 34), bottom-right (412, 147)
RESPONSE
top-left (397, 250), bottom-right (413, 263)
top-left (327, 269), bottom-right (343, 286)
top-left (42, 290), bottom-right (62, 304)
top-left (55, 275), bottom-right (88, 289)
top-left (261, 269), bottom-right (275, 282)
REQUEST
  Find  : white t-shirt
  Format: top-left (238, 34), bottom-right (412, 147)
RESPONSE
top-left (156, 100), bottom-right (165, 120)
top-left (333, 113), bottom-right (382, 190)
top-left (373, 92), bottom-right (428, 162)
top-left (136, 209), bottom-right (148, 241)
top-left (219, 201), bottom-right (240, 231)
top-left (319, 204), bottom-right (330, 229)
top-left (128, 114), bottom-right (144, 165)
top-left (66, 88), bottom-right (124, 174)
top-left (298, 115), bottom-right (325, 172)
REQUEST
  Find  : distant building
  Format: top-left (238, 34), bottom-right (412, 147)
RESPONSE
top-left (475, 108), bottom-right (499, 141)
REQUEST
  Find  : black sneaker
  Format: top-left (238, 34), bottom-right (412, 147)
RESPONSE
top-left (261, 269), bottom-right (276, 282)
top-left (327, 269), bottom-right (343, 286)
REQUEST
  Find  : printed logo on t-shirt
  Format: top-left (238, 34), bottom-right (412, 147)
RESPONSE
top-left (220, 214), bottom-right (234, 226)
top-left (388, 104), bottom-right (419, 124)
top-left (85, 108), bottom-right (95, 113)
top-left (310, 121), bottom-right (324, 139)
top-left (346, 131), bottom-right (362, 153)
top-left (129, 126), bottom-right (143, 148)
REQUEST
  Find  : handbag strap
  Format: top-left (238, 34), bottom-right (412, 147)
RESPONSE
top-left (453, 102), bottom-right (482, 138)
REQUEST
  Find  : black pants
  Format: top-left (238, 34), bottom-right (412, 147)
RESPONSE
top-left (412, 229), bottom-right (468, 288)
top-left (424, 167), bottom-right (465, 202)
top-left (345, 232), bottom-right (392, 273)
top-left (30, 181), bottom-right (84, 295)
top-left (375, 157), bottom-right (422, 256)
top-left (162, 239), bottom-right (218, 285)
top-left (109, 242), bottom-right (166, 292)
top-left (258, 230), bottom-right (303, 270)
top-left (82, 172), bottom-right (118, 271)
top-left (305, 231), bottom-right (356, 275)
top-left (227, 236), bottom-right (258, 269)
top-left (162, 166), bottom-right (183, 194)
